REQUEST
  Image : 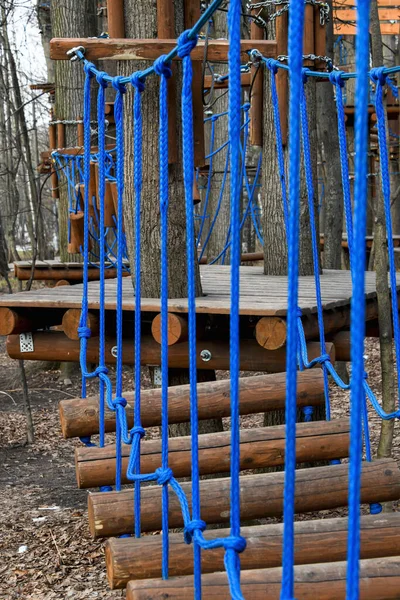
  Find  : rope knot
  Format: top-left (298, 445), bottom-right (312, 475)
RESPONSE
top-left (318, 353), bottom-right (330, 364)
top-left (265, 58), bottom-right (278, 75)
top-left (131, 72), bottom-right (145, 92)
top-left (302, 405), bottom-right (314, 421)
top-left (329, 70), bottom-right (345, 88)
top-left (84, 62), bottom-right (95, 78)
top-left (79, 436), bottom-right (96, 447)
top-left (370, 502), bottom-right (382, 515)
top-left (78, 326), bottom-right (91, 339)
top-left (113, 396), bottom-right (127, 408)
top-left (112, 76), bottom-right (127, 94)
top-left (153, 55), bottom-right (173, 79)
top-left (370, 66), bottom-right (387, 86)
top-left (177, 30), bottom-right (198, 58)
top-left (223, 535), bottom-right (247, 553)
top-left (94, 366), bottom-right (108, 377)
top-left (184, 519), bottom-right (206, 544)
top-left (155, 467), bottom-right (173, 486)
top-left (96, 71), bottom-right (109, 88)
top-left (130, 425), bottom-right (145, 439)
top-left (243, 102), bottom-right (251, 112)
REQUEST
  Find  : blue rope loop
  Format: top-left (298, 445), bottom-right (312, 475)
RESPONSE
top-left (78, 326), bottom-right (91, 339)
top-left (184, 519), bottom-right (207, 544)
top-left (328, 69), bottom-right (345, 88)
top-left (96, 70), bottom-right (109, 88)
top-left (177, 29), bottom-right (198, 58)
top-left (154, 55), bottom-right (173, 79)
top-left (131, 71), bottom-right (145, 92)
top-left (111, 76), bottom-right (127, 95)
top-left (370, 66), bottom-right (387, 86)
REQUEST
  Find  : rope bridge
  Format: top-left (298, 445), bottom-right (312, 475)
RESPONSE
top-left (56, 0), bottom-right (400, 597)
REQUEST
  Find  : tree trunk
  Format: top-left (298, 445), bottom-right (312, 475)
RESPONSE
top-left (121, 0), bottom-right (221, 436)
top-left (370, 0), bottom-right (396, 460)
top-left (316, 2), bottom-right (343, 270)
top-left (36, 0), bottom-right (54, 83)
top-left (51, 0), bottom-right (98, 262)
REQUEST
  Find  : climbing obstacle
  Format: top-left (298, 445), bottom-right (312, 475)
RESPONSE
top-left (3, 0), bottom-right (400, 597)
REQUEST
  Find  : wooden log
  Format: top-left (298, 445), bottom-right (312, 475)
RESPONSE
top-left (94, 164), bottom-right (117, 227)
top-left (329, 330), bottom-right (350, 362)
top-left (249, 19), bottom-right (263, 147)
top-left (314, 5), bottom-right (326, 70)
top-left (126, 556), bottom-right (400, 599)
top-left (62, 308), bottom-right (99, 340)
top-left (255, 316), bottom-right (287, 350)
top-left (77, 119), bottom-right (84, 147)
top-left (50, 38), bottom-right (277, 62)
top-left (55, 280), bottom-right (71, 287)
top-left (151, 312), bottom-right (188, 346)
top-left (57, 122), bottom-right (65, 149)
top-left (59, 369), bottom-right (325, 438)
top-left (68, 211), bottom-right (91, 254)
top-left (107, 0), bottom-right (125, 38)
top-left (303, 4), bottom-right (315, 66)
top-left (87, 459), bottom-right (400, 538)
top-left (276, 12), bottom-right (288, 145)
top-left (76, 419), bottom-right (350, 489)
top-left (6, 331), bottom-right (334, 372)
top-left (14, 266), bottom-right (120, 281)
top-left (106, 513), bottom-right (400, 587)
top-left (0, 307), bottom-right (62, 335)
top-left (49, 121), bottom-right (59, 199)
top-left (157, 0), bottom-right (178, 164)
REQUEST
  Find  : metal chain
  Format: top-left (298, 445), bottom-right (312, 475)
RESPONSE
top-left (277, 53), bottom-right (338, 72)
top-left (248, 0), bottom-right (329, 25)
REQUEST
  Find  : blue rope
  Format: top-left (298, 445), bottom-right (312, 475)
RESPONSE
top-left (347, 0), bottom-right (371, 596)
top-left (281, 1), bottom-right (305, 598)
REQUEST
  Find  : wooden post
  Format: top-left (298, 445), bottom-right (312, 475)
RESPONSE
top-left (68, 211), bottom-right (91, 254)
top-left (49, 117), bottom-right (59, 199)
top-left (77, 118), bottom-right (84, 147)
top-left (314, 6), bottom-right (326, 70)
top-left (303, 4), bottom-right (315, 66)
top-left (107, 0), bottom-right (125, 38)
top-left (157, 0), bottom-right (178, 164)
top-left (184, 0), bottom-right (205, 167)
top-left (62, 308), bottom-right (99, 340)
top-left (276, 13), bottom-right (288, 145)
top-left (57, 122), bottom-right (66, 149)
top-left (249, 18), bottom-right (264, 147)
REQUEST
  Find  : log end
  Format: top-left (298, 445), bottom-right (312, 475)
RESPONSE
top-left (255, 317), bottom-right (287, 351)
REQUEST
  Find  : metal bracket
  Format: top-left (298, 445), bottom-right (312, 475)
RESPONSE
top-left (111, 346), bottom-right (118, 358)
top-left (153, 366), bottom-right (162, 386)
top-left (19, 333), bottom-right (34, 353)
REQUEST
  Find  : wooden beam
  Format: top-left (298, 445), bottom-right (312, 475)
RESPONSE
top-left (6, 331), bottom-right (335, 372)
top-left (249, 19), bottom-right (263, 147)
top-left (107, 0), bottom-right (125, 38)
top-left (276, 12), bottom-right (288, 145)
top-left (76, 419), bottom-right (350, 488)
top-left (0, 307), bottom-right (63, 336)
top-left (126, 556), bottom-right (400, 599)
top-left (87, 459), bottom-right (400, 538)
top-left (59, 369), bottom-right (325, 438)
top-left (106, 513), bottom-right (400, 587)
top-left (50, 38), bottom-right (277, 62)
top-left (62, 308), bottom-right (99, 340)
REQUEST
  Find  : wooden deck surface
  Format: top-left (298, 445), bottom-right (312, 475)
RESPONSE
top-left (2, 267), bottom-right (399, 317)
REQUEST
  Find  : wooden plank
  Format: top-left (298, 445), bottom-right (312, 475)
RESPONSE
top-left (334, 0), bottom-right (399, 7)
top-left (126, 557), bottom-right (400, 599)
top-left (59, 370), bottom-right (325, 438)
top-left (334, 22), bottom-right (399, 34)
top-left (106, 514), bottom-right (400, 587)
top-left (334, 8), bottom-right (400, 20)
top-left (76, 419), bottom-right (350, 488)
top-left (50, 38), bottom-right (277, 62)
top-left (87, 459), bottom-right (400, 538)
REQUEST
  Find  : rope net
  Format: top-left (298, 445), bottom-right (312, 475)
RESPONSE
top-left (70, 0), bottom-right (400, 597)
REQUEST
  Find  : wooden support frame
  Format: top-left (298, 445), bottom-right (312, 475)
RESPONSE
top-left (49, 117), bottom-right (59, 199)
top-left (107, 0), bottom-right (125, 38)
top-left (249, 18), bottom-right (264, 147)
top-left (276, 13), bottom-right (288, 145)
top-left (50, 39), bottom-right (277, 62)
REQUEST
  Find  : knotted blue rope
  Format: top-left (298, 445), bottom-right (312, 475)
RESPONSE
top-left (112, 75), bottom-right (127, 492)
top-left (281, 1), bottom-right (305, 598)
top-left (130, 70), bottom-right (145, 538)
top-left (370, 67), bottom-right (400, 404)
top-left (347, 0), bottom-right (371, 596)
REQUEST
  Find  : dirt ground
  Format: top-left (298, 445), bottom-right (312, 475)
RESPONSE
top-left (0, 334), bottom-right (399, 599)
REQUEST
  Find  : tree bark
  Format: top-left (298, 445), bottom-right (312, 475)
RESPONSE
top-left (120, 0), bottom-right (221, 436)
top-left (51, 0), bottom-right (98, 262)
top-left (370, 0), bottom-right (396, 460)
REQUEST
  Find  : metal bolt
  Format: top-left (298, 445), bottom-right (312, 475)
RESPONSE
top-left (200, 349), bottom-right (212, 362)
top-left (111, 346), bottom-right (118, 358)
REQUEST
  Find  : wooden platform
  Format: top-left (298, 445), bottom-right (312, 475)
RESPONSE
top-left (2, 267), bottom-right (400, 317)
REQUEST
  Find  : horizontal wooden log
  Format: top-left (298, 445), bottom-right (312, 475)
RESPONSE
top-left (59, 369), bottom-right (325, 438)
top-left (0, 307), bottom-right (63, 335)
top-left (76, 419), bottom-right (350, 488)
top-left (62, 308), bottom-right (99, 340)
top-left (151, 312), bottom-right (188, 346)
top-left (126, 556), bottom-right (400, 599)
top-left (6, 331), bottom-right (335, 372)
top-left (14, 265), bottom-right (123, 281)
top-left (87, 459), bottom-right (400, 538)
top-left (106, 513), bottom-right (400, 587)
top-left (50, 38), bottom-right (277, 62)
top-left (55, 279), bottom-right (71, 287)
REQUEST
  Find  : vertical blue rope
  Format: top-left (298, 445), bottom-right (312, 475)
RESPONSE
top-left (111, 76), bottom-right (127, 492)
top-left (131, 72), bottom-right (146, 538)
top-left (224, 0), bottom-right (244, 597)
top-left (281, 1), bottom-right (305, 598)
top-left (371, 68), bottom-right (400, 404)
top-left (154, 55), bottom-right (173, 580)
top-left (347, 0), bottom-right (371, 596)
